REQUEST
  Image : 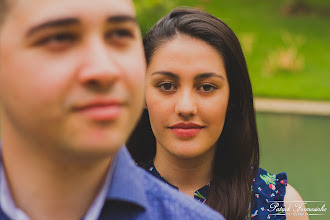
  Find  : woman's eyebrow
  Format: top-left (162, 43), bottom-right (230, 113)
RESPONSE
top-left (151, 71), bottom-right (179, 80)
top-left (194, 72), bottom-right (225, 80)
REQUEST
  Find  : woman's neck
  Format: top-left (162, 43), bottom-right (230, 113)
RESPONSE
top-left (153, 146), bottom-right (215, 197)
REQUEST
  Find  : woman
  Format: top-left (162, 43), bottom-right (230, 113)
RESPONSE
top-left (127, 8), bottom-right (307, 220)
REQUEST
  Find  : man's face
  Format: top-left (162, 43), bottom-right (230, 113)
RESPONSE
top-left (0, 0), bottom-right (146, 158)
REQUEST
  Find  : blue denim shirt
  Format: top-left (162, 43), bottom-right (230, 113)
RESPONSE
top-left (0, 146), bottom-right (224, 220)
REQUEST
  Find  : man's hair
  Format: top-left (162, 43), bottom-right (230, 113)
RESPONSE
top-left (0, 0), bottom-right (8, 26)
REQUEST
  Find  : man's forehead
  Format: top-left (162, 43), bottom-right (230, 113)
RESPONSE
top-left (9, 0), bottom-right (135, 18)
top-left (3, 0), bottom-right (136, 32)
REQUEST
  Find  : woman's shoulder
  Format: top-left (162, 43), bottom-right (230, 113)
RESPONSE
top-left (252, 167), bottom-right (287, 195)
top-left (251, 167), bottom-right (288, 219)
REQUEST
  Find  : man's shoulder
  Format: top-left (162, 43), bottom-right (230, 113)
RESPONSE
top-left (139, 168), bottom-right (225, 220)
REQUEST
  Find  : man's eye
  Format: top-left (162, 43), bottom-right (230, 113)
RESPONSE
top-left (198, 84), bottom-right (217, 93)
top-left (106, 29), bottom-right (134, 40)
top-left (158, 82), bottom-right (176, 91)
top-left (37, 33), bottom-right (76, 46)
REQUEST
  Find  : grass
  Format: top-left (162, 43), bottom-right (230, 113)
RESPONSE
top-left (135, 0), bottom-right (330, 100)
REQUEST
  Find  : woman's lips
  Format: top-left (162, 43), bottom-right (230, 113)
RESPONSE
top-left (169, 122), bottom-right (204, 138)
top-left (170, 128), bottom-right (203, 138)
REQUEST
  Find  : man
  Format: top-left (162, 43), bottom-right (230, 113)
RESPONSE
top-left (0, 0), bottom-right (224, 219)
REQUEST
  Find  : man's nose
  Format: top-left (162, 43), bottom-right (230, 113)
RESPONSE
top-left (78, 38), bottom-right (122, 91)
top-left (174, 89), bottom-right (198, 118)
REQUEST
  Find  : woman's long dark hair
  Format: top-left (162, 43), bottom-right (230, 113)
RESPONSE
top-left (127, 8), bottom-right (259, 220)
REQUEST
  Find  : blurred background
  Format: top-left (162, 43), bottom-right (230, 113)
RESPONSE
top-left (135, 0), bottom-right (330, 219)
top-left (0, 0), bottom-right (328, 219)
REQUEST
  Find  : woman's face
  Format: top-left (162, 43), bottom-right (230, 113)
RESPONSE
top-left (146, 35), bottom-right (230, 160)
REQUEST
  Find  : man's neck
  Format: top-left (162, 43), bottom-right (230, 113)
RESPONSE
top-left (2, 139), bottom-right (113, 220)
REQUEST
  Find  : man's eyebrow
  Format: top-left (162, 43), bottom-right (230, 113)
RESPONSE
top-left (25, 15), bottom-right (137, 38)
top-left (107, 15), bottom-right (137, 24)
top-left (194, 72), bottom-right (225, 80)
top-left (151, 71), bottom-right (179, 80)
top-left (26, 18), bottom-right (80, 37)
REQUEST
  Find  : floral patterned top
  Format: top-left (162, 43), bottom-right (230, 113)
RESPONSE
top-left (142, 161), bottom-right (287, 220)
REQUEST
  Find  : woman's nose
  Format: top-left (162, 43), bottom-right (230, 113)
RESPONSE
top-left (174, 90), bottom-right (197, 118)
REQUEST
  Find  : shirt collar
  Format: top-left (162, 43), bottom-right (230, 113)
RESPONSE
top-left (105, 146), bottom-right (148, 210)
top-left (0, 143), bottom-right (30, 220)
top-left (83, 150), bottom-right (116, 220)
top-left (0, 143), bottom-right (117, 220)
top-left (0, 144), bottom-right (148, 219)
top-left (0, 164), bottom-right (30, 220)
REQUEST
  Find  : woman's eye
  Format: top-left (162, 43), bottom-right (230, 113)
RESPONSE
top-left (198, 84), bottom-right (217, 93)
top-left (158, 82), bottom-right (176, 91)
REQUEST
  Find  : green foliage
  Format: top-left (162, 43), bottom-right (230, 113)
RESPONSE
top-left (134, 0), bottom-right (330, 100)
top-left (134, 0), bottom-right (177, 35)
